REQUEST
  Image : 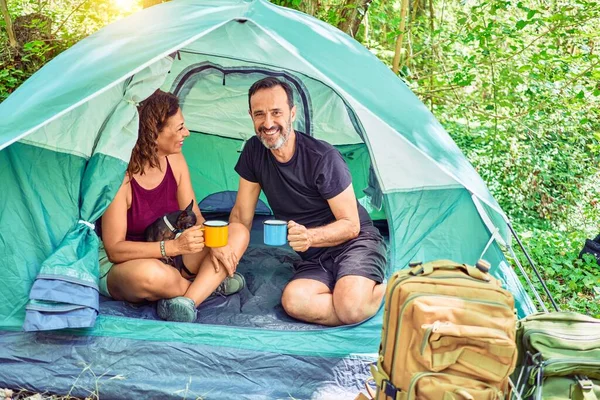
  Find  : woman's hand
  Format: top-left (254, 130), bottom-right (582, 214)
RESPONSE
top-left (174, 225), bottom-right (205, 254)
top-left (210, 245), bottom-right (238, 277)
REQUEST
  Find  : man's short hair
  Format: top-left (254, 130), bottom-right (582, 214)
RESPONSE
top-left (248, 77), bottom-right (294, 110)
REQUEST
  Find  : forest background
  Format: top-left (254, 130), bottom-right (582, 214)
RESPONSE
top-left (1, 0), bottom-right (599, 318)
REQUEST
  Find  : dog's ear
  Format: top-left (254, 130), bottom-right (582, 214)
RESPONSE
top-left (185, 200), bottom-right (194, 213)
top-left (176, 210), bottom-right (196, 229)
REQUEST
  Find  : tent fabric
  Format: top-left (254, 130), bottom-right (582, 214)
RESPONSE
top-left (0, 331), bottom-right (374, 399)
top-left (1, 142), bottom-right (85, 328)
top-left (0, 0), bottom-right (508, 231)
top-left (199, 190), bottom-right (272, 215)
top-left (168, 56), bottom-right (363, 145)
top-left (384, 188), bottom-right (535, 317)
top-left (0, 0), bottom-right (539, 397)
top-left (22, 57), bottom-right (174, 331)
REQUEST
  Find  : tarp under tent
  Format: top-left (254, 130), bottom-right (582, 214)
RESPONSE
top-left (0, 0), bottom-right (538, 398)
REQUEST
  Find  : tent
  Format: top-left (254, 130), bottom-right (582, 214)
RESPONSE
top-left (0, 0), bottom-right (537, 398)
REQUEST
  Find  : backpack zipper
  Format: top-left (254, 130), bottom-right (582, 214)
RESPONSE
top-left (407, 371), bottom-right (501, 400)
top-left (387, 293), bottom-right (512, 373)
top-left (420, 321), bottom-right (510, 356)
top-left (523, 329), bottom-right (600, 353)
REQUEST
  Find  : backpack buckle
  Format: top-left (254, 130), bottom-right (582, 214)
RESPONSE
top-left (382, 379), bottom-right (399, 399)
top-left (576, 376), bottom-right (594, 391)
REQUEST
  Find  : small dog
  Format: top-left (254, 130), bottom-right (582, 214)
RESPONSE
top-left (145, 200), bottom-right (197, 270)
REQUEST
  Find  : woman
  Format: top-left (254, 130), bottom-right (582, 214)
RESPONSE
top-left (100, 90), bottom-right (250, 323)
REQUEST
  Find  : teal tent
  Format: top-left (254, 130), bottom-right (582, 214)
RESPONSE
top-left (0, 0), bottom-right (537, 397)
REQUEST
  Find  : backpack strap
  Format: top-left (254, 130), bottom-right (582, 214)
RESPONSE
top-left (408, 260), bottom-right (490, 282)
top-left (370, 363), bottom-right (406, 400)
top-left (573, 376), bottom-right (598, 400)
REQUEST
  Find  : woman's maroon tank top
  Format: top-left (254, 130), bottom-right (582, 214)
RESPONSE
top-left (126, 157), bottom-right (180, 242)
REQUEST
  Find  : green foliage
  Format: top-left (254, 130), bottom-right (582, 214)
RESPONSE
top-left (0, 0), bottom-right (139, 101)
top-left (401, 0), bottom-right (600, 229)
top-left (509, 227), bottom-right (600, 317)
top-left (271, 0), bottom-right (304, 8)
top-left (400, 0), bottom-right (600, 316)
top-left (0, 65), bottom-right (24, 97)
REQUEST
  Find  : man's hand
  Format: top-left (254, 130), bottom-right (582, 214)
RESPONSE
top-left (210, 245), bottom-right (238, 277)
top-left (288, 220), bottom-right (312, 252)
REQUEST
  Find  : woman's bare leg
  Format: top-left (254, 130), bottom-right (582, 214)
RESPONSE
top-left (107, 258), bottom-right (191, 302)
top-left (108, 223), bottom-right (250, 306)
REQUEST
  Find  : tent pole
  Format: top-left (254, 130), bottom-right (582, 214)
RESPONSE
top-left (507, 223), bottom-right (560, 312)
top-left (508, 245), bottom-right (548, 313)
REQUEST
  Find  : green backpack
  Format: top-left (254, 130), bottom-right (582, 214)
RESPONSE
top-left (514, 312), bottom-right (600, 400)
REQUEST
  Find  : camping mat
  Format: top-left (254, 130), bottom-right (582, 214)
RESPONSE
top-left (98, 246), bottom-right (307, 329)
top-left (99, 217), bottom-right (390, 330)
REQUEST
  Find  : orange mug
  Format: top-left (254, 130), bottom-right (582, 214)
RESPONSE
top-left (201, 220), bottom-right (229, 248)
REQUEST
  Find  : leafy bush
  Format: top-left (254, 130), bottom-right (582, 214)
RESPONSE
top-left (509, 228), bottom-right (600, 317)
top-left (0, 0), bottom-right (138, 102)
top-left (392, 0), bottom-right (600, 316)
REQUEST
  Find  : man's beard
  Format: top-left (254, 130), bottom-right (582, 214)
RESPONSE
top-left (258, 119), bottom-right (292, 150)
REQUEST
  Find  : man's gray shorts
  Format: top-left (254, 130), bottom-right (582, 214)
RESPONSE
top-left (290, 227), bottom-right (387, 291)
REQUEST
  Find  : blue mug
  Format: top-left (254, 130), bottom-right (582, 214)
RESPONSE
top-left (263, 219), bottom-right (287, 246)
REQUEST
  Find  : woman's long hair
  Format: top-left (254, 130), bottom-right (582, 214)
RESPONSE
top-left (127, 90), bottom-right (180, 176)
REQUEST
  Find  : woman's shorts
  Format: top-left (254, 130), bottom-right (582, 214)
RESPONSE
top-left (98, 242), bottom-right (114, 298)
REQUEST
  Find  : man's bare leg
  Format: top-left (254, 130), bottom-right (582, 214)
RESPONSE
top-left (281, 279), bottom-right (342, 326)
top-left (281, 276), bottom-right (385, 326)
top-left (333, 275), bottom-right (385, 325)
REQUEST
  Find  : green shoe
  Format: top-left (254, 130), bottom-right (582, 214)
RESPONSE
top-left (213, 272), bottom-right (246, 296)
top-left (157, 296), bottom-right (196, 322)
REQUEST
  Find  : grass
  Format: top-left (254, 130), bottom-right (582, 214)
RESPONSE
top-left (0, 388), bottom-right (82, 400)
top-left (1, 365), bottom-right (210, 400)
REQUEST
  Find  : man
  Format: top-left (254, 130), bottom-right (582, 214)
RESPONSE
top-left (229, 77), bottom-right (387, 326)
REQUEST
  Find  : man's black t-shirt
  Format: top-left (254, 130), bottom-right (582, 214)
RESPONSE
top-left (235, 132), bottom-right (373, 260)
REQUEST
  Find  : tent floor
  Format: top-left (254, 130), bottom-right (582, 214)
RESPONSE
top-left (100, 216), bottom-right (389, 330)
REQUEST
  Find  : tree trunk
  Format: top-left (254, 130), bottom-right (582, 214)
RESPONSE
top-left (0, 0), bottom-right (17, 48)
top-left (337, 0), bottom-right (372, 37)
top-left (142, 0), bottom-right (165, 9)
top-left (298, 0), bottom-right (319, 16)
top-left (411, 0), bottom-right (428, 19)
top-left (392, 0), bottom-right (410, 74)
top-left (428, 0), bottom-right (435, 108)
top-left (363, 6), bottom-right (369, 44)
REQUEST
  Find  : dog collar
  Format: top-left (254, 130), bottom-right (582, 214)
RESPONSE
top-left (162, 215), bottom-right (178, 233)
